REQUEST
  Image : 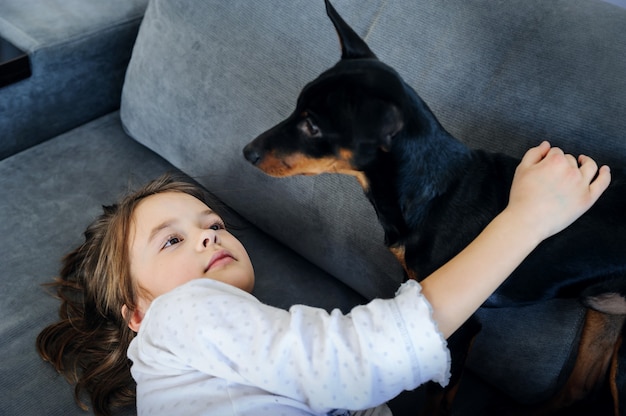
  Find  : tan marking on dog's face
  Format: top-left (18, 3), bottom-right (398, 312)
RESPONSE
top-left (256, 149), bottom-right (370, 190)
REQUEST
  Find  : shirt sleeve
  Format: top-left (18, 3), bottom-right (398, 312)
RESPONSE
top-left (133, 279), bottom-right (450, 413)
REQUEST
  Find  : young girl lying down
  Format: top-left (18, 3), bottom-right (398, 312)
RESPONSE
top-left (37, 141), bottom-right (610, 416)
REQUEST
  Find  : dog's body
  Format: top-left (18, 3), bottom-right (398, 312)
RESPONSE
top-left (244, 1), bottom-right (626, 413)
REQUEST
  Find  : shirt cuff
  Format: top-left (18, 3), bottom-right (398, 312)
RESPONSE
top-left (394, 280), bottom-right (451, 387)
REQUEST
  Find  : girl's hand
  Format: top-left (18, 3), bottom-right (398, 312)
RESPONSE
top-left (507, 141), bottom-right (611, 242)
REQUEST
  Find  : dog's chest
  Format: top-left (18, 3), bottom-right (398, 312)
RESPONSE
top-left (397, 151), bottom-right (517, 276)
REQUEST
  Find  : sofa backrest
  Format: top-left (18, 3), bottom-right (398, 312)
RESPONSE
top-left (120, 0), bottom-right (626, 299)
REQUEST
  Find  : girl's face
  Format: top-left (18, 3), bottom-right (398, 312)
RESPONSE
top-left (126, 191), bottom-right (254, 330)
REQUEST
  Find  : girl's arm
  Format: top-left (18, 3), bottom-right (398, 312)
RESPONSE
top-left (128, 143), bottom-right (610, 413)
top-left (131, 279), bottom-right (450, 413)
top-left (421, 141), bottom-right (611, 338)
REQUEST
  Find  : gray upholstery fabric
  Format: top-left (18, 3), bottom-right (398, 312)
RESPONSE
top-left (368, 0), bottom-right (626, 166)
top-left (0, 112), bottom-right (364, 415)
top-left (0, 0), bottom-right (149, 159)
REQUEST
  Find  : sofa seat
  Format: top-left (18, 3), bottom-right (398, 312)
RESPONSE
top-left (0, 111), bottom-right (365, 415)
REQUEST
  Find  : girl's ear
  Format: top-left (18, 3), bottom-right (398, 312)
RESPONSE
top-left (121, 304), bottom-right (145, 333)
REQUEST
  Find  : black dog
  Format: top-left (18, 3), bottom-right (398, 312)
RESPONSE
top-left (244, 1), bottom-right (626, 414)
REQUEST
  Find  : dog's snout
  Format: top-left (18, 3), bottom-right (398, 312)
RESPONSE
top-left (243, 144), bottom-right (261, 165)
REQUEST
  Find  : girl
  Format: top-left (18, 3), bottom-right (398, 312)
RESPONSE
top-left (37, 142), bottom-right (610, 416)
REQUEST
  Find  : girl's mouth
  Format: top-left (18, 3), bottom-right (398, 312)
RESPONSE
top-left (205, 250), bottom-right (235, 272)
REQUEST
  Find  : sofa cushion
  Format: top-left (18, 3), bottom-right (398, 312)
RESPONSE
top-left (0, 112), bottom-right (364, 415)
top-left (0, 0), bottom-right (149, 159)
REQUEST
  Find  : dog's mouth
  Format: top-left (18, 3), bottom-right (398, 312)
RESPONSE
top-left (251, 150), bottom-right (367, 186)
top-left (268, 153), bottom-right (333, 176)
top-left (281, 158), bottom-right (294, 171)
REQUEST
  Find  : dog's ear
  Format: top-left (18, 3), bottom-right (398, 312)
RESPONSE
top-left (378, 104), bottom-right (404, 151)
top-left (354, 99), bottom-right (404, 153)
top-left (325, 0), bottom-right (377, 60)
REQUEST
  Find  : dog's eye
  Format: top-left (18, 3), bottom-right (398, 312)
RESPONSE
top-left (303, 117), bottom-right (320, 137)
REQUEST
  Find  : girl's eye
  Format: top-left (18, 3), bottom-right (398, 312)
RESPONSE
top-left (163, 236), bottom-right (182, 249)
top-left (208, 220), bottom-right (225, 231)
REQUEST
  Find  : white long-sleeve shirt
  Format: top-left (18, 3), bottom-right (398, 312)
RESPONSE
top-left (127, 278), bottom-right (450, 416)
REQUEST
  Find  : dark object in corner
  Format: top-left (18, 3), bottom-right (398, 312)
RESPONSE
top-left (0, 37), bottom-right (31, 88)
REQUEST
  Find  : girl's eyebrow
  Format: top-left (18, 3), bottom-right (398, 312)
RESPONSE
top-left (147, 209), bottom-right (216, 244)
top-left (200, 209), bottom-right (215, 217)
top-left (148, 220), bottom-right (176, 244)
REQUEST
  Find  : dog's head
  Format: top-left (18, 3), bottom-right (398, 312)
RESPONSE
top-left (243, 0), bottom-right (408, 182)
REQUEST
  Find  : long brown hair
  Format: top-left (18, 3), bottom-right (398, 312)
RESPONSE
top-left (36, 174), bottom-right (220, 416)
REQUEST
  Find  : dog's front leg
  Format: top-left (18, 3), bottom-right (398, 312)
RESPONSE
top-left (610, 330), bottom-right (625, 416)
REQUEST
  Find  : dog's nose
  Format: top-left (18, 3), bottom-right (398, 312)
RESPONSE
top-left (243, 144), bottom-right (261, 165)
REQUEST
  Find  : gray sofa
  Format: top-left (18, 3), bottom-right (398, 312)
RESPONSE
top-left (1, 0), bottom-right (625, 415)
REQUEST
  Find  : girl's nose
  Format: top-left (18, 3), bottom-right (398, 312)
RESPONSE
top-left (200, 229), bottom-right (219, 249)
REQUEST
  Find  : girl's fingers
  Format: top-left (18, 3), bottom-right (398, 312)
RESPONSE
top-left (565, 154), bottom-right (578, 167)
top-left (577, 154), bottom-right (599, 182)
top-left (517, 142), bottom-right (611, 209)
top-left (588, 165), bottom-right (611, 201)
top-left (520, 141), bottom-right (551, 167)
top-left (578, 155), bottom-right (611, 198)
